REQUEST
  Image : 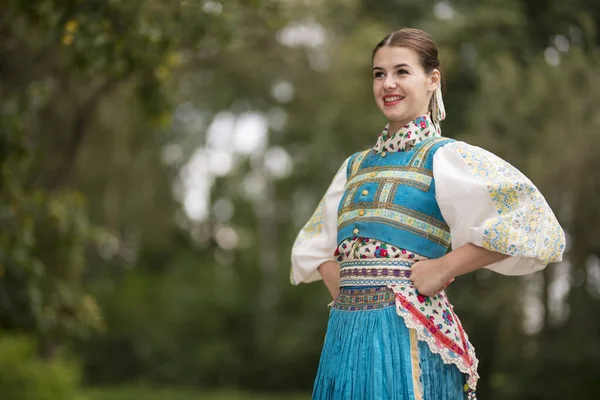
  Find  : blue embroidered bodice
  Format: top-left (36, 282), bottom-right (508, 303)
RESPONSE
top-left (337, 136), bottom-right (455, 259)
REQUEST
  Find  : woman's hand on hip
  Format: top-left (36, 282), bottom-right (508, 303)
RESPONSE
top-left (410, 258), bottom-right (454, 296)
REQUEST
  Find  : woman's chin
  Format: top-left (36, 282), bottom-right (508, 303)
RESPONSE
top-left (384, 113), bottom-right (409, 126)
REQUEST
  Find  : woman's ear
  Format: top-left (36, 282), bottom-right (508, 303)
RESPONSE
top-left (429, 69), bottom-right (441, 92)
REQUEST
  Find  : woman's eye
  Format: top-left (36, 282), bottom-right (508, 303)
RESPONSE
top-left (374, 72), bottom-right (384, 78)
top-left (397, 69), bottom-right (408, 75)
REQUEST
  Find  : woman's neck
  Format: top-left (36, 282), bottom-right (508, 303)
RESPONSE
top-left (388, 109), bottom-right (430, 134)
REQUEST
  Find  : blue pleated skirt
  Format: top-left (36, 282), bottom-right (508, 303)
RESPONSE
top-left (312, 286), bottom-right (466, 400)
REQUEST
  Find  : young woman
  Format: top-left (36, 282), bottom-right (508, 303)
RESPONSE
top-left (290, 28), bottom-right (566, 400)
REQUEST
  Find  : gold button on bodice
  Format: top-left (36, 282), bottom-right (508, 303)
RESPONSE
top-left (353, 228), bottom-right (359, 235)
top-left (370, 172), bottom-right (377, 178)
top-left (362, 190), bottom-right (369, 196)
top-left (381, 151), bottom-right (387, 158)
top-left (359, 210), bottom-right (365, 216)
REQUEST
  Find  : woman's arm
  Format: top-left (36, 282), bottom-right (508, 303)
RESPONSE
top-left (432, 142), bottom-right (565, 277)
top-left (318, 260), bottom-right (340, 300)
top-left (410, 243), bottom-right (509, 296)
top-left (444, 243), bottom-right (510, 278)
top-left (290, 158), bottom-right (349, 286)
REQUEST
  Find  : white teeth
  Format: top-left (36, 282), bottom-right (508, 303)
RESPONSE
top-left (385, 96), bottom-right (403, 101)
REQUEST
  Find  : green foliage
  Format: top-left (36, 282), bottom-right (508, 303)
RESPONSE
top-left (0, 97), bottom-right (103, 352)
top-left (3, 0), bottom-right (600, 398)
top-left (0, 334), bottom-right (85, 400)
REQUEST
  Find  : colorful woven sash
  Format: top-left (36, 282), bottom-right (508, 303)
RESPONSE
top-left (339, 259), bottom-right (413, 286)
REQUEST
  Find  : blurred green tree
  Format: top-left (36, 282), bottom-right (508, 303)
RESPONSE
top-left (2, 0), bottom-right (600, 398)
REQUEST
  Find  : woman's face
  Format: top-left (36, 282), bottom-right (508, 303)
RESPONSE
top-left (372, 46), bottom-right (439, 133)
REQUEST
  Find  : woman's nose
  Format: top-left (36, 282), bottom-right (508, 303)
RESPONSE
top-left (383, 76), bottom-right (398, 89)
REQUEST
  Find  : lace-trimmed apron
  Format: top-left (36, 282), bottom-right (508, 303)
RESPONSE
top-left (312, 237), bottom-right (478, 400)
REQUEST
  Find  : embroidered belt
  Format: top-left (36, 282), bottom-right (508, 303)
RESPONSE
top-left (339, 259), bottom-right (413, 287)
top-left (332, 286), bottom-right (396, 311)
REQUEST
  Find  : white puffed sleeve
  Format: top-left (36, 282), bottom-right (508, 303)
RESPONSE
top-left (433, 141), bottom-right (566, 275)
top-left (290, 158), bottom-right (348, 285)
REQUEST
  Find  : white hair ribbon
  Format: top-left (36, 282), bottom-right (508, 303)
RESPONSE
top-left (430, 85), bottom-right (446, 133)
top-left (432, 85), bottom-right (446, 123)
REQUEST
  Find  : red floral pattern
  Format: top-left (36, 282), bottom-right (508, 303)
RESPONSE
top-left (335, 237), bottom-right (426, 262)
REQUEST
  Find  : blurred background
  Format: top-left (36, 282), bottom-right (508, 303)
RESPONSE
top-left (2, 0), bottom-right (600, 399)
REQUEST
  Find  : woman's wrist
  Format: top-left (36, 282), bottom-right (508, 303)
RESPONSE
top-left (440, 243), bottom-right (510, 279)
top-left (439, 252), bottom-right (460, 281)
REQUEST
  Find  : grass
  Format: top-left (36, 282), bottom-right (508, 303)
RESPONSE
top-left (84, 386), bottom-right (310, 400)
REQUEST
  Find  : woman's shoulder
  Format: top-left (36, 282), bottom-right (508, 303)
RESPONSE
top-left (348, 148), bottom-right (372, 160)
top-left (439, 139), bottom-right (486, 152)
top-left (343, 148), bottom-right (372, 175)
top-left (437, 140), bottom-right (512, 165)
top-left (436, 140), bottom-right (535, 187)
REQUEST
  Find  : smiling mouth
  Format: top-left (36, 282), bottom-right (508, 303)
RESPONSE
top-left (383, 95), bottom-right (404, 106)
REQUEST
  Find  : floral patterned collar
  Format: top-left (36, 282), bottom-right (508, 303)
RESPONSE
top-left (373, 113), bottom-right (441, 153)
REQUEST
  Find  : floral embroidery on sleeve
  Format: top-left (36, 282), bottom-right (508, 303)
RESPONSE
top-left (295, 194), bottom-right (326, 244)
top-left (450, 142), bottom-right (565, 263)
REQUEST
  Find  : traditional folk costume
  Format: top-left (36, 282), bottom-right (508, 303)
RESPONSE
top-left (291, 113), bottom-right (565, 400)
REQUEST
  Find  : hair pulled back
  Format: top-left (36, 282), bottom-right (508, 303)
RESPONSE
top-left (372, 28), bottom-right (445, 95)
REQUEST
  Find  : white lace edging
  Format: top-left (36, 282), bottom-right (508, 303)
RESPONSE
top-left (389, 286), bottom-right (480, 390)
